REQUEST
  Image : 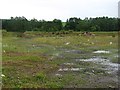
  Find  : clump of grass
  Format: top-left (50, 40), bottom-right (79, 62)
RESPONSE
top-left (35, 72), bottom-right (46, 82)
top-left (110, 58), bottom-right (119, 63)
top-left (45, 81), bottom-right (63, 88)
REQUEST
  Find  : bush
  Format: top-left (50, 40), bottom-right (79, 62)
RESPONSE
top-left (16, 32), bottom-right (24, 37)
top-left (2, 29), bottom-right (7, 36)
top-left (32, 28), bottom-right (40, 31)
top-left (68, 30), bottom-right (74, 33)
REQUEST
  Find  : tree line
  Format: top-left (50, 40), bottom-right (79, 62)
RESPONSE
top-left (2, 16), bottom-right (119, 32)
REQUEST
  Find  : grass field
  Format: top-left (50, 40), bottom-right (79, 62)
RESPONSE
top-left (1, 31), bottom-right (119, 88)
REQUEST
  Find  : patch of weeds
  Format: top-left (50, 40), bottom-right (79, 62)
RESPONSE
top-left (83, 68), bottom-right (106, 75)
top-left (45, 81), bottom-right (63, 88)
top-left (60, 74), bottom-right (75, 85)
top-left (110, 57), bottom-right (118, 64)
top-left (78, 62), bottom-right (94, 68)
top-left (35, 72), bottom-right (46, 82)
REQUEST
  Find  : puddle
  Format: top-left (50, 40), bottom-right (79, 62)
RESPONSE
top-left (63, 63), bottom-right (74, 65)
top-left (114, 55), bottom-right (119, 58)
top-left (101, 62), bottom-right (119, 71)
top-left (55, 73), bottom-right (62, 77)
top-left (76, 57), bottom-right (119, 73)
top-left (59, 48), bottom-right (85, 55)
top-left (49, 53), bottom-right (60, 60)
top-left (53, 53), bottom-right (59, 57)
top-left (58, 68), bottom-right (84, 72)
top-left (93, 50), bottom-right (110, 54)
top-left (31, 44), bottom-right (56, 50)
top-left (76, 57), bottom-right (108, 63)
top-left (64, 50), bottom-right (83, 54)
top-left (70, 68), bottom-right (83, 71)
top-left (58, 68), bottom-right (69, 71)
top-left (57, 48), bottom-right (118, 75)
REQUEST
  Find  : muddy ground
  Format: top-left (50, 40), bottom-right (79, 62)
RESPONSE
top-left (2, 32), bottom-right (119, 88)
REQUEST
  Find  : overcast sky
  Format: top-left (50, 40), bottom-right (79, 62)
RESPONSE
top-left (0, 0), bottom-right (119, 21)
